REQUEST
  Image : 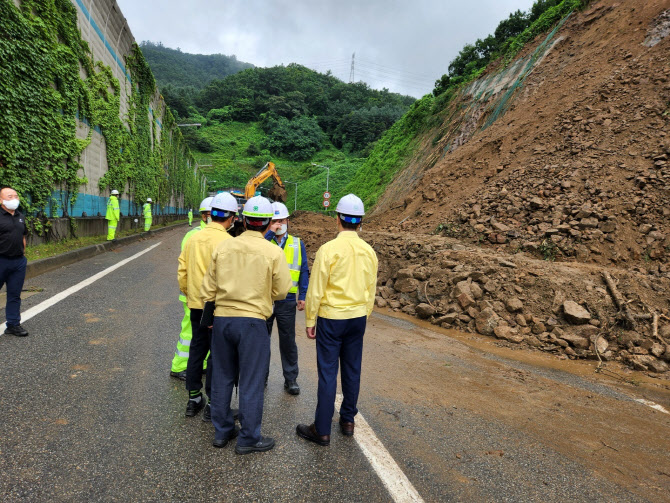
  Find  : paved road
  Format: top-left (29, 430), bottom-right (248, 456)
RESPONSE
top-left (1, 227), bottom-right (669, 502)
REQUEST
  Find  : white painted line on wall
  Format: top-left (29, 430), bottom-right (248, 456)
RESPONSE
top-left (335, 394), bottom-right (424, 503)
top-left (635, 398), bottom-right (669, 415)
top-left (1, 242), bottom-right (162, 332)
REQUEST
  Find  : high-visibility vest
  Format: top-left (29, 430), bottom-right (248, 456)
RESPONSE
top-left (143, 203), bottom-right (152, 218)
top-left (273, 234), bottom-right (301, 294)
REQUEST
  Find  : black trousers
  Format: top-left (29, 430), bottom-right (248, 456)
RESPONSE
top-left (0, 255), bottom-right (27, 327)
top-left (186, 308), bottom-right (212, 398)
top-left (265, 299), bottom-right (299, 381)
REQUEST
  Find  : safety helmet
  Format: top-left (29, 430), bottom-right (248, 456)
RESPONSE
top-left (199, 196), bottom-right (214, 212)
top-left (271, 202), bottom-right (290, 220)
top-left (336, 194), bottom-right (365, 224)
top-left (111, 189), bottom-right (119, 195)
top-left (146, 197), bottom-right (152, 202)
top-left (242, 196), bottom-right (274, 218)
top-left (210, 192), bottom-right (239, 217)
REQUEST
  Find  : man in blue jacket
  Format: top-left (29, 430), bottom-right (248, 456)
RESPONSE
top-left (265, 202), bottom-right (309, 395)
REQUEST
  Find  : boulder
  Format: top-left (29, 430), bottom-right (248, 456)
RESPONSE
top-left (494, 326), bottom-right (524, 344)
top-left (415, 303), bottom-right (437, 319)
top-left (475, 308), bottom-right (500, 336)
top-left (563, 301), bottom-right (591, 325)
top-left (560, 332), bottom-right (590, 349)
top-left (375, 296), bottom-right (388, 308)
top-left (591, 335), bottom-right (608, 355)
top-left (469, 282), bottom-right (484, 300)
top-left (505, 297), bottom-right (524, 313)
top-left (394, 277), bottom-right (419, 293)
top-left (457, 292), bottom-right (475, 309)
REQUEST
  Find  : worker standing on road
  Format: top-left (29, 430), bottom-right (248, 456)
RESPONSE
top-left (201, 196), bottom-right (292, 453)
top-left (105, 189), bottom-right (120, 241)
top-left (296, 194), bottom-right (378, 446)
top-left (0, 187), bottom-right (29, 337)
top-left (170, 197), bottom-right (213, 380)
top-left (143, 198), bottom-right (153, 232)
top-left (188, 208), bottom-right (193, 226)
top-left (178, 193), bottom-right (238, 420)
top-left (264, 202), bottom-right (309, 395)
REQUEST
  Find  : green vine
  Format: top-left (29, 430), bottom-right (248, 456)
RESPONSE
top-left (0, 0), bottom-right (204, 233)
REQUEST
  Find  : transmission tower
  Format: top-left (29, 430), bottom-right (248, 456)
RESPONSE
top-left (349, 52), bottom-right (355, 83)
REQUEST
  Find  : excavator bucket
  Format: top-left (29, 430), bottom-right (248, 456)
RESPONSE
top-left (268, 182), bottom-right (287, 202)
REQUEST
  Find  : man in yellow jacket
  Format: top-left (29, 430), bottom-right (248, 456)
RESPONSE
top-left (170, 197), bottom-right (213, 381)
top-left (143, 198), bottom-right (153, 231)
top-left (105, 189), bottom-right (120, 240)
top-left (296, 194), bottom-right (378, 446)
top-left (201, 196), bottom-right (292, 453)
top-left (178, 193), bottom-right (238, 419)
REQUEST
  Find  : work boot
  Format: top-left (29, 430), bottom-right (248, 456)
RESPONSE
top-left (202, 403), bottom-right (211, 422)
top-left (212, 426), bottom-right (239, 448)
top-left (169, 370), bottom-right (186, 381)
top-left (185, 396), bottom-right (205, 417)
top-left (296, 423), bottom-right (330, 446)
top-left (4, 324), bottom-right (28, 337)
top-left (235, 436), bottom-right (275, 455)
top-left (339, 419), bottom-right (355, 436)
top-left (284, 380), bottom-right (300, 395)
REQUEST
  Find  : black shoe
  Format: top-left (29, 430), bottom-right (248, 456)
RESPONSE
top-left (296, 423), bottom-right (330, 446)
top-left (4, 324), bottom-right (28, 337)
top-left (170, 370), bottom-right (186, 381)
top-left (235, 436), bottom-right (275, 455)
top-left (202, 403), bottom-right (211, 422)
top-left (185, 397), bottom-right (205, 417)
top-left (284, 380), bottom-right (300, 395)
top-left (212, 426), bottom-right (239, 448)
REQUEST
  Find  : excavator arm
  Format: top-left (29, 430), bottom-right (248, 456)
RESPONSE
top-left (245, 162), bottom-right (287, 201)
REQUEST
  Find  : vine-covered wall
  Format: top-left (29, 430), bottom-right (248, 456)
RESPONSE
top-left (0, 0), bottom-right (205, 235)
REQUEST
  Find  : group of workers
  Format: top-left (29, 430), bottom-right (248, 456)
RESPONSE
top-left (105, 190), bottom-right (154, 240)
top-left (173, 192), bottom-right (378, 453)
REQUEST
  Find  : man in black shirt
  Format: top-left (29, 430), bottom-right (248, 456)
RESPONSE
top-left (0, 187), bottom-right (29, 337)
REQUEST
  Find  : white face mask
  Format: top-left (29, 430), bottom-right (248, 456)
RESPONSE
top-left (207, 216), bottom-right (212, 224)
top-left (277, 224), bottom-right (287, 235)
top-left (3, 199), bottom-right (19, 211)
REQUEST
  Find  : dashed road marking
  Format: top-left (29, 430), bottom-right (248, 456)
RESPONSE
top-left (635, 398), bottom-right (669, 414)
top-left (1, 242), bottom-right (161, 333)
top-left (335, 394), bottom-right (424, 503)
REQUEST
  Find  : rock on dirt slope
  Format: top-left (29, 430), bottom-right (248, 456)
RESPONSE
top-left (291, 0), bottom-right (670, 376)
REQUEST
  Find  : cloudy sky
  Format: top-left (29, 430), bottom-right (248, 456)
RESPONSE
top-left (116, 0), bottom-right (535, 97)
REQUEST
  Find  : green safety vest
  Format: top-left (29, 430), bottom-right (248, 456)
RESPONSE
top-left (273, 234), bottom-right (301, 294)
top-left (143, 203), bottom-right (152, 218)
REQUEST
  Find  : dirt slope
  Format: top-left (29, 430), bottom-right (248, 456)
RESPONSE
top-left (290, 1), bottom-right (670, 375)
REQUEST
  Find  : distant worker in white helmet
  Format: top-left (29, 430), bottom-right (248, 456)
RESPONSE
top-left (170, 196), bottom-right (213, 381)
top-left (264, 201), bottom-right (309, 395)
top-left (201, 195), bottom-right (292, 453)
top-left (143, 197), bottom-right (153, 232)
top-left (296, 194), bottom-right (378, 446)
top-left (105, 189), bottom-right (120, 241)
top-left (179, 192), bottom-right (238, 420)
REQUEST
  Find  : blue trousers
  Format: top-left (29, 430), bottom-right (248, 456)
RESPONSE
top-left (0, 255), bottom-right (27, 327)
top-left (210, 317), bottom-right (270, 446)
top-left (314, 316), bottom-right (366, 436)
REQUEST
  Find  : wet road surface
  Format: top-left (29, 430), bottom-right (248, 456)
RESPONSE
top-left (1, 227), bottom-right (669, 502)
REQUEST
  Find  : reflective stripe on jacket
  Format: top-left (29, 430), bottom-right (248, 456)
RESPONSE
top-left (272, 234), bottom-right (301, 294)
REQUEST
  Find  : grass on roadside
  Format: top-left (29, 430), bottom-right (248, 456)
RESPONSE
top-left (25, 219), bottom-right (188, 262)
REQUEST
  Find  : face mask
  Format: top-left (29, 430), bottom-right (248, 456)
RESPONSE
top-left (3, 199), bottom-right (19, 211)
top-left (277, 224), bottom-right (287, 235)
top-left (229, 220), bottom-right (235, 229)
top-left (207, 216), bottom-right (212, 224)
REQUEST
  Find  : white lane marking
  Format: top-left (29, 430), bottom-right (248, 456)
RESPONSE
top-left (335, 394), bottom-right (424, 503)
top-left (635, 398), bottom-right (670, 414)
top-left (1, 242), bottom-right (162, 332)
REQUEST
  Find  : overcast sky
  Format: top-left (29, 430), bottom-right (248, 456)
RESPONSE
top-left (116, 0), bottom-right (535, 98)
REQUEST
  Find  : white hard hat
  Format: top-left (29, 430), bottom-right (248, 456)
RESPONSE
top-left (271, 202), bottom-right (290, 220)
top-left (111, 189), bottom-right (119, 195)
top-left (199, 196), bottom-right (214, 212)
top-left (210, 192), bottom-right (239, 215)
top-left (242, 196), bottom-right (274, 218)
top-left (336, 194), bottom-right (365, 217)
top-left (147, 197), bottom-right (152, 202)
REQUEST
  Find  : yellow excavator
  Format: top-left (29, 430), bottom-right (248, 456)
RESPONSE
top-left (245, 161), bottom-right (287, 202)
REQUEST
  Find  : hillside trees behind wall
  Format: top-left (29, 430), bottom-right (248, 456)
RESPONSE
top-left (0, 0), bottom-right (204, 234)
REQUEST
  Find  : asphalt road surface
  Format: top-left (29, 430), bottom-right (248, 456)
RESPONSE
top-left (1, 227), bottom-right (669, 502)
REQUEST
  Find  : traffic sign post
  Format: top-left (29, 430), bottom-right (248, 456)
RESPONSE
top-left (323, 199), bottom-right (330, 208)
top-left (323, 191), bottom-right (331, 199)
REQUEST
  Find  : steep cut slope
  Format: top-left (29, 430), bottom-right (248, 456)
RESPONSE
top-left (369, 0), bottom-right (670, 270)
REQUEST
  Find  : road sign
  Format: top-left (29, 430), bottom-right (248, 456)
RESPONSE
top-left (323, 199), bottom-right (330, 208)
top-left (323, 191), bottom-right (331, 199)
